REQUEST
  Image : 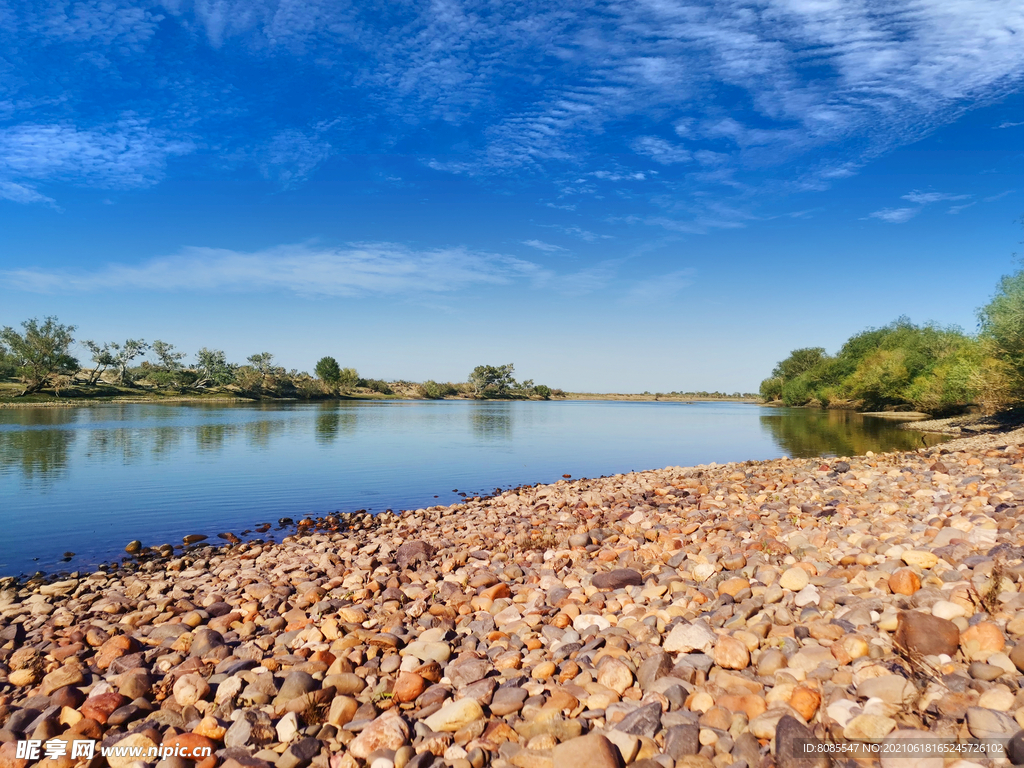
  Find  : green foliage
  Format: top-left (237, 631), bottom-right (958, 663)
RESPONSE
top-left (759, 376), bottom-right (783, 402)
top-left (152, 340), bottom-right (185, 370)
top-left (110, 339), bottom-right (148, 385)
top-left (420, 380), bottom-right (457, 399)
top-left (195, 348), bottom-right (236, 387)
top-left (979, 264), bottom-right (1024, 395)
top-left (82, 340), bottom-right (116, 385)
top-left (315, 356), bottom-right (341, 386)
top-left (359, 379), bottom-right (394, 395)
top-left (469, 363), bottom-right (515, 397)
top-left (771, 347), bottom-right (827, 380)
top-left (0, 342), bottom-right (15, 378)
top-left (0, 316), bottom-right (79, 395)
top-left (533, 384), bottom-right (552, 399)
top-left (762, 317), bottom-right (987, 414)
top-left (338, 367), bottom-right (359, 390)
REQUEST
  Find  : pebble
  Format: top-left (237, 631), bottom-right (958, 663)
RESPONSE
top-left (5, 431), bottom-right (1024, 768)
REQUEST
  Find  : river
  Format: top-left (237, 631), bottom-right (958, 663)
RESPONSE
top-left (0, 400), bottom-right (945, 576)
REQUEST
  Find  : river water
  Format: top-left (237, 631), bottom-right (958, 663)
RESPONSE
top-left (0, 400), bottom-right (945, 576)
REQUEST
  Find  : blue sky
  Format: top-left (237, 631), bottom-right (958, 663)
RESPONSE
top-left (1, 0), bottom-right (1022, 392)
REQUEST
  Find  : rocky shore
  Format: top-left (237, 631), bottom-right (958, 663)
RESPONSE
top-left (5, 429), bottom-right (1024, 768)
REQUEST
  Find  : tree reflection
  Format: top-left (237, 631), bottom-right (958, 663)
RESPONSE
top-left (0, 428), bottom-right (77, 482)
top-left (195, 423), bottom-right (232, 453)
top-left (245, 419), bottom-right (285, 448)
top-left (759, 408), bottom-right (947, 458)
top-left (471, 407), bottom-right (513, 441)
top-left (315, 407), bottom-right (357, 444)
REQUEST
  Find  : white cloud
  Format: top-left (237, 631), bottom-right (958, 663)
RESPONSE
top-left (0, 118), bottom-right (194, 203)
top-left (521, 239), bottom-right (566, 252)
top-left (997, 121), bottom-right (1023, 129)
top-left (0, 180), bottom-right (56, 206)
top-left (0, 243), bottom-right (549, 297)
top-left (901, 190), bottom-right (969, 204)
top-left (258, 129), bottom-right (333, 188)
top-left (948, 202), bottom-right (976, 214)
top-left (868, 207), bottom-right (920, 224)
top-left (631, 136), bottom-right (691, 165)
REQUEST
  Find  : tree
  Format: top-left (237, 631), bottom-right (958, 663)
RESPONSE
top-left (979, 263), bottom-right (1024, 394)
top-left (0, 316), bottom-right (79, 396)
top-left (194, 348), bottom-right (236, 388)
top-left (109, 339), bottom-right (148, 385)
top-left (338, 367), bottom-right (359, 391)
top-left (771, 347), bottom-right (829, 382)
top-left (82, 340), bottom-right (116, 385)
top-left (0, 341), bottom-right (14, 379)
top-left (247, 352), bottom-right (275, 387)
top-left (152, 340), bottom-right (186, 370)
top-left (468, 363), bottom-right (515, 397)
top-left (315, 356), bottom-right (341, 392)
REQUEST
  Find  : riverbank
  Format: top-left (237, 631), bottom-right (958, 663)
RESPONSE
top-left (4, 432), bottom-right (1024, 768)
top-left (565, 394), bottom-right (758, 403)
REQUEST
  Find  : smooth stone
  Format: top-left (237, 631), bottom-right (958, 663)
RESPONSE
top-left (551, 734), bottom-right (625, 768)
top-left (423, 699), bottom-right (485, 732)
top-left (664, 622), bottom-right (716, 654)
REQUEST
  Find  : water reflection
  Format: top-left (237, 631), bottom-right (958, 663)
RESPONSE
top-left (151, 426), bottom-right (181, 458)
top-left (759, 408), bottom-right (945, 458)
top-left (245, 419), bottom-right (286, 449)
top-left (315, 407), bottom-right (358, 444)
top-left (0, 428), bottom-right (77, 482)
top-left (196, 423), bottom-right (231, 453)
top-left (86, 428), bottom-right (142, 465)
top-left (471, 408), bottom-right (513, 441)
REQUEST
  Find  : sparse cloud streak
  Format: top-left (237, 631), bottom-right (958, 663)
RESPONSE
top-left (1, 244), bottom-right (548, 297)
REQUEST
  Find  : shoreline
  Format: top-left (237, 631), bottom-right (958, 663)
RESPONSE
top-left (4, 428), bottom-right (1024, 768)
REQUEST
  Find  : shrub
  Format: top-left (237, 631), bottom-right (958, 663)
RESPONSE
top-left (979, 264), bottom-right (1024, 395)
top-left (360, 379), bottom-right (394, 395)
top-left (759, 376), bottom-right (783, 401)
top-left (533, 384), bottom-right (552, 399)
top-left (420, 380), bottom-right (457, 399)
top-left (315, 357), bottom-right (341, 387)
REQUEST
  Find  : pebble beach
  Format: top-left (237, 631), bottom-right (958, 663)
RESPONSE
top-left (5, 426), bottom-right (1024, 768)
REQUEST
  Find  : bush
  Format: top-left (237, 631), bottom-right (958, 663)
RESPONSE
top-left (759, 376), bottom-right (783, 401)
top-left (979, 264), bottom-right (1024, 395)
top-left (360, 379), bottom-right (394, 395)
top-left (533, 384), bottom-right (552, 399)
top-left (338, 367), bottom-right (359, 390)
top-left (315, 356), bottom-right (341, 387)
top-left (762, 317), bottom-right (987, 413)
top-left (420, 380), bottom-right (457, 399)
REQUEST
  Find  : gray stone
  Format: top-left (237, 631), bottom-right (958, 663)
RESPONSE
top-left (592, 569), bottom-right (644, 590)
top-left (636, 652), bottom-right (673, 692)
top-left (774, 715), bottom-right (830, 768)
top-left (663, 724), bottom-right (700, 759)
top-left (614, 702), bottom-right (661, 738)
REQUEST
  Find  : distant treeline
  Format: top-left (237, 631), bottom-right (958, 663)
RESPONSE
top-left (760, 258), bottom-right (1024, 415)
top-left (0, 324), bottom-right (562, 401)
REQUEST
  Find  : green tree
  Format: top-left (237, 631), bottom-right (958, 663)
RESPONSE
top-left (0, 317), bottom-right (79, 396)
top-left (469, 363), bottom-right (515, 397)
top-left (110, 339), bottom-right (148, 385)
top-left (194, 348), bottom-right (236, 388)
top-left (247, 352), bottom-right (276, 388)
top-left (82, 340), bottom-right (116, 385)
top-left (771, 347), bottom-right (829, 381)
top-left (0, 341), bottom-right (14, 379)
top-left (979, 263), bottom-right (1024, 394)
top-left (338, 367), bottom-right (359, 391)
top-left (152, 340), bottom-right (186, 370)
top-left (315, 356), bottom-right (341, 390)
